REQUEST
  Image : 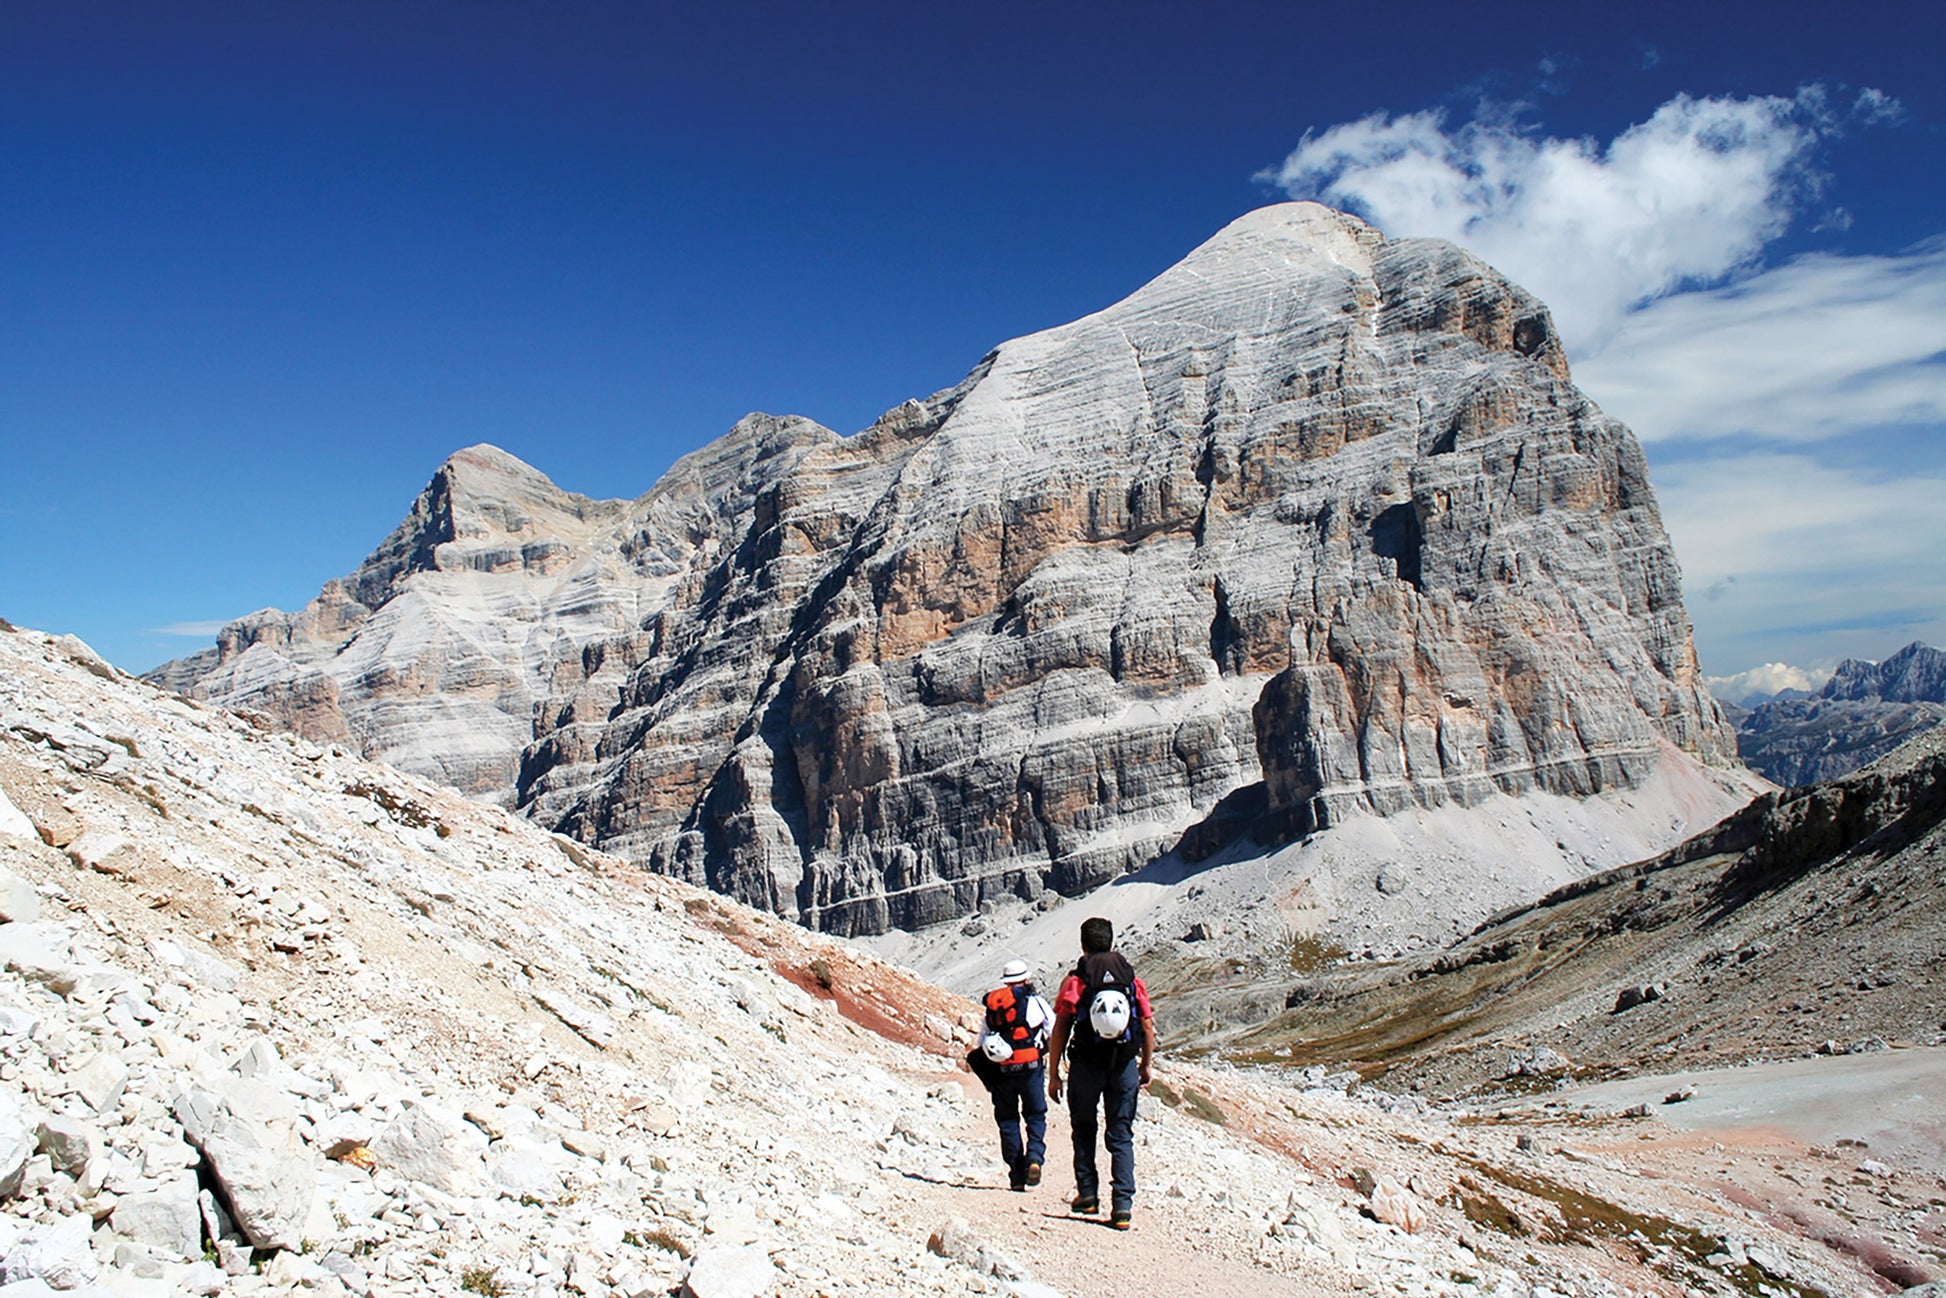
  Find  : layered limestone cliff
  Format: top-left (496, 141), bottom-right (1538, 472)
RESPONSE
top-left (147, 445), bottom-right (643, 800)
top-left (154, 203), bottom-right (1736, 933)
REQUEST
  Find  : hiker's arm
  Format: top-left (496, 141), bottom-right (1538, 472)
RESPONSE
top-left (1047, 1011), bottom-right (1072, 1101)
top-left (1138, 1014), bottom-right (1156, 1086)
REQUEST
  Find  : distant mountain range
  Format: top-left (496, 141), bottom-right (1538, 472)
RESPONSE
top-left (1733, 642), bottom-right (1946, 787)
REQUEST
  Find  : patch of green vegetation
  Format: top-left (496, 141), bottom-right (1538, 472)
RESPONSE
top-left (625, 1226), bottom-right (690, 1257)
top-left (459, 1266), bottom-right (505, 1296)
top-left (1287, 934), bottom-right (1347, 973)
top-left (809, 957), bottom-right (835, 990)
top-left (1180, 1087), bottom-right (1227, 1125)
top-left (1464, 1159), bottom-right (1832, 1298)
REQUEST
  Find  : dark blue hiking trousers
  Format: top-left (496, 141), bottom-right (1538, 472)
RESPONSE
top-left (1067, 1053), bottom-right (1140, 1210)
top-left (990, 1064), bottom-right (1047, 1184)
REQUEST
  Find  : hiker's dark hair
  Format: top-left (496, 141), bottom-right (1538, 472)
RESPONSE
top-left (1080, 917), bottom-right (1113, 954)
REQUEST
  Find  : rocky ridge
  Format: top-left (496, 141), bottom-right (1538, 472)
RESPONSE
top-left (2, 622), bottom-right (1932, 1297)
top-left (145, 447), bottom-right (644, 803)
top-left (1177, 716), bottom-right (1946, 1106)
top-left (153, 203), bottom-right (1737, 937)
top-left (1735, 643), bottom-right (1946, 787)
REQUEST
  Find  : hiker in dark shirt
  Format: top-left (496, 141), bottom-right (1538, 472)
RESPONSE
top-left (1047, 917), bottom-right (1155, 1230)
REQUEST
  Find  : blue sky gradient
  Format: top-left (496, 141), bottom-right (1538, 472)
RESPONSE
top-left (3, 1), bottom-right (1941, 681)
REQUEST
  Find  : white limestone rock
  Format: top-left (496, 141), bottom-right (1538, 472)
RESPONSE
top-left (0, 868), bottom-right (39, 924)
top-left (64, 1055), bottom-right (128, 1116)
top-left (0, 790), bottom-right (36, 843)
top-left (484, 1137), bottom-right (564, 1201)
top-left (680, 1243), bottom-right (777, 1298)
top-left (109, 1181), bottom-right (203, 1262)
top-left (0, 925), bottom-right (72, 986)
top-left (34, 1118), bottom-right (96, 1177)
top-left (172, 1077), bottom-right (316, 1251)
top-left (368, 1101), bottom-right (488, 1196)
top-left (0, 1215), bottom-right (99, 1290)
top-left (0, 1092), bottom-right (38, 1199)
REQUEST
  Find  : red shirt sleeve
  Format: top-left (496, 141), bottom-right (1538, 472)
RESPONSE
top-left (1133, 976), bottom-right (1153, 1020)
top-left (1053, 974), bottom-right (1082, 1017)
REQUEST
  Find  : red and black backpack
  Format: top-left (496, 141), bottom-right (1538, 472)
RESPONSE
top-left (982, 984), bottom-right (1045, 1071)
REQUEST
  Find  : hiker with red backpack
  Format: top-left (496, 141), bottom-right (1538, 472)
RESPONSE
top-left (968, 959), bottom-right (1054, 1191)
top-left (1047, 917), bottom-right (1155, 1230)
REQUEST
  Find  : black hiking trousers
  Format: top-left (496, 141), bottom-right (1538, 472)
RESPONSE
top-left (1067, 1052), bottom-right (1139, 1211)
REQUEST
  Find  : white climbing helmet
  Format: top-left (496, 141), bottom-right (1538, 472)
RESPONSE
top-left (980, 1031), bottom-right (1014, 1064)
top-left (1088, 987), bottom-right (1132, 1041)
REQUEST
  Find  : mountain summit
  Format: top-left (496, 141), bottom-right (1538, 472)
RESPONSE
top-left (153, 203), bottom-right (1738, 935)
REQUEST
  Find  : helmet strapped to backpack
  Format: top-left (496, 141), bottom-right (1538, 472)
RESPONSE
top-left (1088, 986), bottom-right (1131, 1040)
top-left (981, 982), bottom-right (1047, 1071)
top-left (1068, 951), bottom-right (1140, 1065)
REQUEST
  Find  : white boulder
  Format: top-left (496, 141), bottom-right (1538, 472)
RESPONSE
top-left (681, 1244), bottom-right (776, 1298)
top-left (369, 1101), bottom-right (487, 1196)
top-left (0, 1214), bottom-right (100, 1289)
top-left (172, 1077), bottom-right (316, 1251)
top-left (0, 1093), bottom-right (37, 1198)
top-left (110, 1181), bottom-right (203, 1262)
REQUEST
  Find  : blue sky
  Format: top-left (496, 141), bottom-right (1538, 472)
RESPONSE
top-left (2, 1), bottom-right (1941, 690)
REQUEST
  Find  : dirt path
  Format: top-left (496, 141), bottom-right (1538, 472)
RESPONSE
top-left (913, 1076), bottom-right (1354, 1298)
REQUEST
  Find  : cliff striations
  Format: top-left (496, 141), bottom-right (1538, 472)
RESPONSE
top-left (153, 204), bottom-right (1738, 934)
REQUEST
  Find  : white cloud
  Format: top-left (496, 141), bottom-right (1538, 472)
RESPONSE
top-left (1260, 88), bottom-right (1940, 677)
top-left (1577, 243), bottom-right (1946, 442)
top-left (1260, 88), bottom-right (1876, 351)
top-left (1654, 449), bottom-right (1946, 674)
top-left (1704, 662), bottom-right (1829, 705)
top-left (150, 620), bottom-right (233, 638)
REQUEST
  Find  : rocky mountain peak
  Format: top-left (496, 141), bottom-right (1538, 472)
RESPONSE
top-left (1820, 641), bottom-right (1946, 704)
top-left (347, 444), bottom-right (627, 608)
top-left (1734, 642), bottom-right (1946, 786)
top-left (154, 204), bottom-right (1738, 939)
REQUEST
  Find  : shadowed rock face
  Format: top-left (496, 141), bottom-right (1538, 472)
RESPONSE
top-left (152, 204), bottom-right (1735, 934)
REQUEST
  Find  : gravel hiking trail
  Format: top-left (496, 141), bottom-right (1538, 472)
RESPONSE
top-left (913, 1074), bottom-right (1353, 1298)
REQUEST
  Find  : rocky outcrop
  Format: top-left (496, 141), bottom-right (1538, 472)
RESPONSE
top-left (1736, 643), bottom-right (1946, 786)
top-left (1203, 716), bottom-right (1946, 1096)
top-left (153, 204), bottom-right (1735, 934)
top-left (146, 445), bottom-right (642, 801)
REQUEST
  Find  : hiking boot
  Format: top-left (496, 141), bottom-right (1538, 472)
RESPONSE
top-left (1009, 1178), bottom-right (1027, 1192)
top-left (1110, 1208), bottom-right (1132, 1230)
top-left (1069, 1193), bottom-right (1098, 1215)
top-left (1024, 1162), bottom-right (1042, 1187)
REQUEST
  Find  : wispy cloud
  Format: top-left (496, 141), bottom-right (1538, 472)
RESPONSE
top-left (149, 620), bottom-right (233, 638)
top-left (1258, 86), bottom-right (1890, 351)
top-left (1259, 88), bottom-right (1938, 677)
top-left (1578, 242), bottom-right (1946, 442)
top-left (1653, 449), bottom-right (1946, 670)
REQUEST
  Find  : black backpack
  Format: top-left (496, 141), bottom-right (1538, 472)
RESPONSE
top-left (1067, 951), bottom-right (1140, 1066)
